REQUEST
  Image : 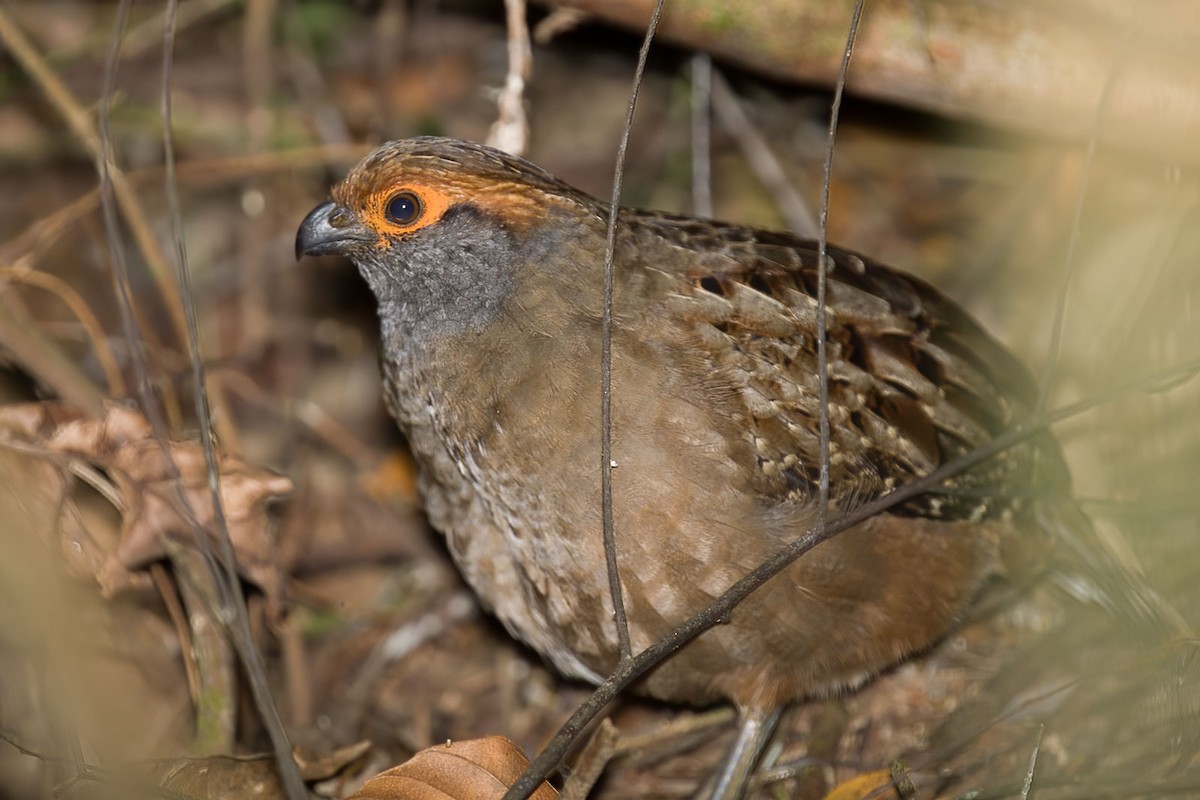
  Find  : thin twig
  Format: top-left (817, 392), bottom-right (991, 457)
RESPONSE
top-left (161, 2), bottom-right (306, 796)
top-left (1021, 724), bottom-right (1045, 800)
top-left (559, 719), bottom-right (620, 800)
top-left (533, 6), bottom-right (590, 44)
top-left (501, 353), bottom-right (1200, 800)
top-left (816, 1), bottom-right (866, 533)
top-left (612, 707), bottom-right (735, 755)
top-left (98, 4), bottom-right (157, 415)
top-left (68, 459), bottom-right (124, 509)
top-left (711, 69), bottom-right (817, 236)
top-left (487, 0), bottom-right (532, 155)
top-left (150, 562), bottom-right (201, 703)
top-left (599, 0), bottom-right (667, 665)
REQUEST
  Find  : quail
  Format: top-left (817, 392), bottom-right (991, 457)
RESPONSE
top-left (297, 137), bottom-right (1078, 796)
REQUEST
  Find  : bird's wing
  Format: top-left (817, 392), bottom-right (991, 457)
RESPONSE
top-left (628, 211), bottom-right (1066, 519)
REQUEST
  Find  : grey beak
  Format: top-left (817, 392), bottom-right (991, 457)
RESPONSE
top-left (295, 201), bottom-right (373, 259)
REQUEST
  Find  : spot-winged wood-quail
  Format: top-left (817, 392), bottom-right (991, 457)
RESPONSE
top-left (297, 136), bottom-right (1099, 796)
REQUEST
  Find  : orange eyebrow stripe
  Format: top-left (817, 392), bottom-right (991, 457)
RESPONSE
top-left (469, 184), bottom-right (553, 232)
top-left (336, 171), bottom-right (563, 245)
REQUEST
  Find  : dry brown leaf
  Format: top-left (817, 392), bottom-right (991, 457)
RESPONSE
top-left (350, 736), bottom-right (558, 800)
top-left (0, 402), bottom-right (293, 607)
top-left (822, 769), bottom-right (896, 800)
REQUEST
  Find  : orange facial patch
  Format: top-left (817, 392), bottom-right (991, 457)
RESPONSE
top-left (334, 161), bottom-right (561, 249)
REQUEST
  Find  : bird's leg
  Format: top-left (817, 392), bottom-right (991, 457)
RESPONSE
top-left (703, 704), bottom-right (782, 800)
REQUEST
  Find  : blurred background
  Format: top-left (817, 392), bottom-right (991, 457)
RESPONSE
top-left (0, 1), bottom-right (1197, 797)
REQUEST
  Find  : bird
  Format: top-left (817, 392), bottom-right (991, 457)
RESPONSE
top-left (295, 136), bottom-right (1101, 797)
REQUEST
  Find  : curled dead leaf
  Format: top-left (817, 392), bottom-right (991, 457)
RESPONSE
top-left (350, 736), bottom-right (558, 800)
top-left (0, 402), bottom-right (293, 607)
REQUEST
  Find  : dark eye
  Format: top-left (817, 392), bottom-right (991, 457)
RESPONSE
top-left (385, 191), bottom-right (423, 225)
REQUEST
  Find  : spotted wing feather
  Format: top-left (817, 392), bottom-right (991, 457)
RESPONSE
top-left (632, 212), bottom-right (1064, 520)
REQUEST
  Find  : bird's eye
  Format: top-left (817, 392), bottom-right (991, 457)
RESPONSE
top-left (385, 191), bottom-right (423, 225)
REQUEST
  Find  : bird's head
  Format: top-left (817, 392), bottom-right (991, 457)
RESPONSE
top-left (296, 137), bottom-right (601, 341)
